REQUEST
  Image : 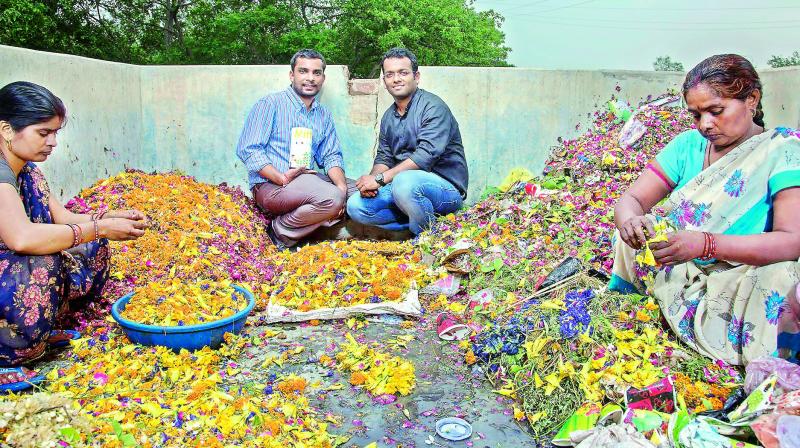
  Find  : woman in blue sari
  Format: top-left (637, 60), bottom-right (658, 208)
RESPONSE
top-left (610, 55), bottom-right (800, 366)
top-left (0, 82), bottom-right (148, 387)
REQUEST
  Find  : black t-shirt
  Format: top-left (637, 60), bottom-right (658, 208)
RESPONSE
top-left (375, 89), bottom-right (469, 199)
top-left (0, 157), bottom-right (19, 193)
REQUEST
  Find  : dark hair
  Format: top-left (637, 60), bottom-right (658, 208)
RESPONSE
top-left (290, 49), bottom-right (326, 72)
top-left (381, 48), bottom-right (419, 73)
top-left (0, 81), bottom-right (66, 131)
top-left (683, 54), bottom-right (764, 127)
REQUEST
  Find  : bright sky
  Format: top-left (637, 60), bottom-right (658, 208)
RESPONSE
top-left (473, 0), bottom-right (800, 70)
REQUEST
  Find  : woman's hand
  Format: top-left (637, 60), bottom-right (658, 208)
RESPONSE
top-left (618, 215), bottom-right (655, 250)
top-left (105, 209), bottom-right (147, 222)
top-left (651, 230), bottom-right (706, 265)
top-left (99, 218), bottom-right (148, 241)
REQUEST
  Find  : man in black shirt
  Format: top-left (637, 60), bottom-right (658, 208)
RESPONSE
top-left (347, 48), bottom-right (468, 236)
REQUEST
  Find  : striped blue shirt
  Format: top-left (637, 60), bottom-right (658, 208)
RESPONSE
top-left (235, 86), bottom-right (345, 188)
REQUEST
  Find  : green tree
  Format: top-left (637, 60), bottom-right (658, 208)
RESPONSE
top-left (182, 1), bottom-right (330, 65)
top-left (318, 0), bottom-right (510, 77)
top-left (0, 0), bottom-right (510, 77)
top-left (767, 51), bottom-right (800, 68)
top-left (653, 55), bottom-right (684, 72)
top-left (0, 0), bottom-right (136, 62)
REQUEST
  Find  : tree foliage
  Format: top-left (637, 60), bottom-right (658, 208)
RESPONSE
top-left (0, 0), bottom-right (510, 77)
top-left (767, 51), bottom-right (800, 68)
top-left (652, 55), bottom-right (684, 72)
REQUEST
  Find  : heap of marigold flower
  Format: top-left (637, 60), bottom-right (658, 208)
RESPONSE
top-left (45, 328), bottom-right (335, 447)
top-left (264, 240), bottom-right (436, 311)
top-left (335, 333), bottom-right (416, 396)
top-left (66, 170), bottom-right (277, 317)
top-left (674, 372), bottom-right (735, 414)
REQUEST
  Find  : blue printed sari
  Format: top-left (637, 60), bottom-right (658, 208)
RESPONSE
top-left (611, 128), bottom-right (800, 366)
top-left (0, 163), bottom-right (109, 366)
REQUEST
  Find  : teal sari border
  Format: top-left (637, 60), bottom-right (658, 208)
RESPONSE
top-left (724, 192), bottom-right (771, 236)
top-left (608, 274), bottom-right (640, 294)
top-left (769, 170), bottom-right (800, 197)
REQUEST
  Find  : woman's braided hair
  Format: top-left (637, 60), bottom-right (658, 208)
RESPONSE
top-left (683, 54), bottom-right (764, 127)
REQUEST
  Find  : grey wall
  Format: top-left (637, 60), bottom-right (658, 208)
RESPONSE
top-left (0, 46), bottom-right (141, 198)
top-left (2, 45), bottom-right (798, 202)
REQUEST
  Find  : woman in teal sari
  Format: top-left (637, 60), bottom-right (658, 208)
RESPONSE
top-left (610, 54), bottom-right (800, 366)
top-left (0, 82), bottom-right (148, 389)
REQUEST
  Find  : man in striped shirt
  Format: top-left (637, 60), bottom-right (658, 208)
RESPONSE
top-left (235, 49), bottom-right (355, 250)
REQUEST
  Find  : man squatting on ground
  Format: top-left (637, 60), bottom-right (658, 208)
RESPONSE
top-left (235, 49), bottom-right (356, 250)
top-left (347, 48), bottom-right (469, 235)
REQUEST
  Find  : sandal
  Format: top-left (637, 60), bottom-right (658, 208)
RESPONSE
top-left (0, 367), bottom-right (45, 393)
top-left (47, 329), bottom-right (81, 349)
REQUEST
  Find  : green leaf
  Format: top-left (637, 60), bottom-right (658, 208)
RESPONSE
top-left (120, 433), bottom-right (137, 447)
top-left (59, 426), bottom-right (80, 443)
top-left (109, 420), bottom-right (123, 436)
top-left (492, 258), bottom-right (504, 272)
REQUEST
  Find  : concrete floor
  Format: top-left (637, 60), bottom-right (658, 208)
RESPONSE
top-left (237, 313), bottom-right (541, 447)
top-left (35, 310), bottom-right (542, 447)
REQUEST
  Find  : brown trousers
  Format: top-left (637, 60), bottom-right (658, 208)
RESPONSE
top-left (252, 173), bottom-right (357, 246)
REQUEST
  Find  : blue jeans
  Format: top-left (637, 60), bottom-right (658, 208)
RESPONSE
top-left (346, 170), bottom-right (463, 235)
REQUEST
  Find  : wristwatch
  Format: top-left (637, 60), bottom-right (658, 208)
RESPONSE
top-left (375, 172), bottom-right (386, 186)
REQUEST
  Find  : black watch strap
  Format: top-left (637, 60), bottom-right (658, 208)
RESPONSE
top-left (375, 173), bottom-right (386, 186)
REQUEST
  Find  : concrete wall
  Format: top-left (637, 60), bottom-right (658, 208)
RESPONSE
top-left (2, 45), bottom-right (799, 202)
top-left (0, 46), bottom-right (141, 198)
top-left (138, 65), bottom-right (378, 186)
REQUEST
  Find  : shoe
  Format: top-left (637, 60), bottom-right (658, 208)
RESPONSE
top-left (266, 223), bottom-right (289, 252)
top-left (0, 367), bottom-right (45, 393)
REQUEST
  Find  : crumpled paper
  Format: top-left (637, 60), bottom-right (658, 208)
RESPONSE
top-left (745, 357), bottom-right (800, 396)
top-left (752, 390), bottom-right (800, 447)
top-left (571, 422), bottom-right (655, 448)
top-left (678, 419), bottom-right (760, 448)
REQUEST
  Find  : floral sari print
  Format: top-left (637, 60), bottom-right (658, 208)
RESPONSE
top-left (0, 163), bottom-right (109, 366)
top-left (610, 128), bottom-right (800, 365)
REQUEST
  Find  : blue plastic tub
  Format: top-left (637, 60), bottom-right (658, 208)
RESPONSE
top-left (111, 285), bottom-right (255, 351)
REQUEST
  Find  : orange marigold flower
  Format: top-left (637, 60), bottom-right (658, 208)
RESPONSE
top-left (465, 350), bottom-right (477, 365)
top-left (349, 371), bottom-right (367, 386)
top-left (277, 376), bottom-right (307, 394)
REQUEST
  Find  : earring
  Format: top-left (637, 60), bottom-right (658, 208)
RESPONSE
top-left (751, 109), bottom-right (756, 117)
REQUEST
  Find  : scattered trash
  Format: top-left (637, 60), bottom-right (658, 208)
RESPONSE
top-left (552, 402), bottom-right (601, 446)
top-left (571, 422), bottom-right (655, 448)
top-left (435, 417), bottom-right (473, 441)
top-left (436, 313), bottom-right (470, 341)
top-left (678, 419), bottom-right (760, 448)
top-left (625, 376), bottom-right (677, 413)
top-left (538, 257), bottom-right (583, 290)
top-left (745, 356), bottom-right (800, 396)
top-left (421, 274), bottom-right (462, 297)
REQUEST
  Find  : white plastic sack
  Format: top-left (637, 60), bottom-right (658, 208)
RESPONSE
top-left (257, 288), bottom-right (422, 323)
